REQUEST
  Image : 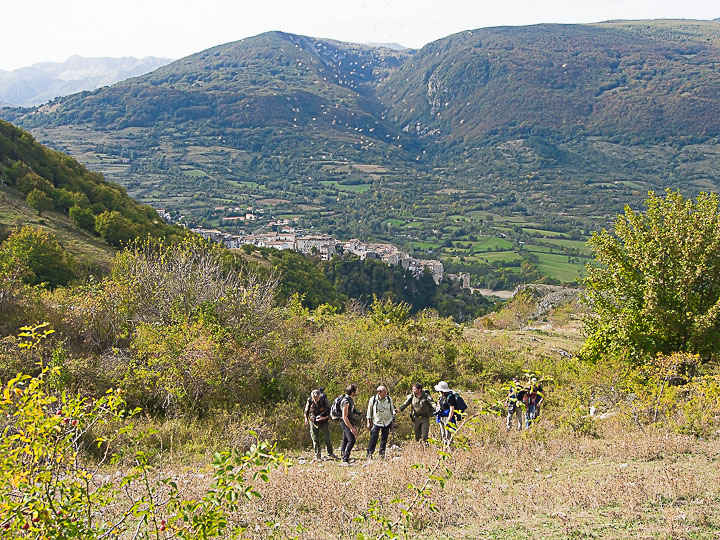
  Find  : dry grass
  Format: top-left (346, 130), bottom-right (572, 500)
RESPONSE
top-left (122, 417), bottom-right (720, 539)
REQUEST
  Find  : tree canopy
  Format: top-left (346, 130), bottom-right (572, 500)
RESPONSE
top-left (26, 188), bottom-right (53, 215)
top-left (583, 190), bottom-right (720, 364)
top-left (0, 226), bottom-right (75, 288)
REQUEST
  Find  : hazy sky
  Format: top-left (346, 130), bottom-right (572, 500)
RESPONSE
top-left (1, 0), bottom-right (718, 71)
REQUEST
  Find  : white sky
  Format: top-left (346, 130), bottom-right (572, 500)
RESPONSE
top-left (1, 0), bottom-right (718, 71)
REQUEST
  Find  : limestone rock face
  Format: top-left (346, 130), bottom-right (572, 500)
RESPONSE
top-left (512, 284), bottom-right (581, 318)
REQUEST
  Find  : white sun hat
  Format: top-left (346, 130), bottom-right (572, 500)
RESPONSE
top-left (434, 381), bottom-right (452, 393)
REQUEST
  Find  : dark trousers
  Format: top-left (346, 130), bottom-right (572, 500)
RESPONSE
top-left (340, 420), bottom-right (356, 462)
top-left (310, 421), bottom-right (333, 457)
top-left (367, 424), bottom-right (391, 457)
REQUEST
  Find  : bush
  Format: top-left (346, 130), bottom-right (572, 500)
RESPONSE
top-left (0, 226), bottom-right (74, 288)
top-left (94, 210), bottom-right (139, 246)
top-left (68, 204), bottom-right (96, 231)
top-left (26, 188), bottom-right (54, 215)
top-left (0, 325), bottom-right (290, 539)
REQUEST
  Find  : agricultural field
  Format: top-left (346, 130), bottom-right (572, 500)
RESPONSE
top-left (319, 180), bottom-right (373, 193)
top-left (521, 227), bottom-right (569, 238)
top-left (474, 251), bottom-right (524, 263)
top-left (472, 236), bottom-right (515, 252)
top-left (543, 238), bottom-right (592, 255)
top-left (534, 252), bottom-right (589, 282)
top-left (383, 218), bottom-right (405, 226)
top-left (401, 221), bottom-right (425, 228)
top-left (410, 240), bottom-right (441, 250)
top-left (13, 127), bottom-right (600, 289)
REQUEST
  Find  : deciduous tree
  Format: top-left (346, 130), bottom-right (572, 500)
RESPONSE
top-left (26, 188), bottom-right (53, 215)
top-left (68, 204), bottom-right (95, 231)
top-left (0, 226), bottom-right (74, 288)
top-left (583, 190), bottom-right (720, 364)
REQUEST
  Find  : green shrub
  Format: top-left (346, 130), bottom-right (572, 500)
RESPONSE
top-left (0, 324), bottom-right (290, 539)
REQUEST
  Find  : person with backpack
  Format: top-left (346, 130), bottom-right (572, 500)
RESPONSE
top-left (434, 381), bottom-right (467, 443)
top-left (396, 382), bottom-right (435, 443)
top-left (335, 384), bottom-right (361, 465)
top-left (304, 388), bottom-right (337, 461)
top-left (505, 378), bottom-right (525, 431)
top-left (531, 377), bottom-right (544, 419)
top-left (365, 385), bottom-right (395, 459)
top-left (524, 378), bottom-right (543, 428)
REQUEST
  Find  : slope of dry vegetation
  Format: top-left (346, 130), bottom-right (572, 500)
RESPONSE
top-left (3, 228), bottom-right (720, 538)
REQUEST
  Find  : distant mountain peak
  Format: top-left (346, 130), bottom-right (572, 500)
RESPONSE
top-left (364, 42), bottom-right (410, 51)
top-left (0, 55), bottom-right (173, 106)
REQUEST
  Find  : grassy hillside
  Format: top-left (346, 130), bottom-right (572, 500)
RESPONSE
top-left (0, 185), bottom-right (114, 267)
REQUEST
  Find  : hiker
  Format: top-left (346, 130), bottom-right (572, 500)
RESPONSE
top-left (524, 377), bottom-right (544, 427)
top-left (366, 385), bottom-right (395, 459)
top-left (524, 379), bottom-right (541, 428)
top-left (304, 388), bottom-right (336, 461)
top-left (435, 381), bottom-right (467, 443)
top-left (531, 377), bottom-right (544, 419)
top-left (396, 382), bottom-right (435, 443)
top-left (505, 378), bottom-right (525, 431)
top-left (339, 384), bottom-right (361, 465)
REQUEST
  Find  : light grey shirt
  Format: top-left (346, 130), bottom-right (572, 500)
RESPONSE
top-left (366, 395), bottom-right (394, 427)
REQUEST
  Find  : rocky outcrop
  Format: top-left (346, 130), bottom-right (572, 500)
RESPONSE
top-left (512, 284), bottom-right (581, 319)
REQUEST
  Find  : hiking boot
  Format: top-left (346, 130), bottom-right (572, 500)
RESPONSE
top-left (328, 453), bottom-right (339, 460)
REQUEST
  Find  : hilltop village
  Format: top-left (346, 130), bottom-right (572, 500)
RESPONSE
top-left (189, 225), bottom-right (449, 285)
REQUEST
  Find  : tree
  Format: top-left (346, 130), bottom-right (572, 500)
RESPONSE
top-left (16, 172), bottom-right (53, 195)
top-left (271, 250), bottom-right (340, 310)
top-left (583, 190), bottom-right (720, 364)
top-left (94, 210), bottom-right (138, 246)
top-left (68, 204), bottom-right (96, 231)
top-left (26, 188), bottom-right (53, 215)
top-left (0, 226), bottom-right (74, 287)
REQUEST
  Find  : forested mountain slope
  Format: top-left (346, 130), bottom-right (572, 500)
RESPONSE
top-left (6, 32), bottom-right (414, 161)
top-left (378, 21), bottom-right (720, 143)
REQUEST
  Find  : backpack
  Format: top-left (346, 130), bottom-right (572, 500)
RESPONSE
top-left (452, 392), bottom-right (468, 414)
top-left (507, 392), bottom-right (517, 412)
top-left (330, 394), bottom-right (345, 420)
top-left (370, 395), bottom-right (393, 421)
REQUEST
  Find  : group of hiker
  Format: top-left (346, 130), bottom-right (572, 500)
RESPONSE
top-left (303, 381), bottom-right (467, 465)
top-left (304, 377), bottom-right (544, 464)
top-left (505, 377), bottom-right (544, 430)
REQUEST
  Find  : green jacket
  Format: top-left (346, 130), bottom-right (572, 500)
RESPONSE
top-left (398, 391), bottom-right (435, 418)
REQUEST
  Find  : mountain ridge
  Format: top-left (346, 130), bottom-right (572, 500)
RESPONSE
top-left (3, 21), bottom-right (720, 287)
top-left (0, 56), bottom-right (173, 107)
top-left (378, 20), bottom-right (720, 144)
